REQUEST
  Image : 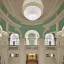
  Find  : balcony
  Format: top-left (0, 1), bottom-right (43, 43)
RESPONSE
top-left (25, 45), bottom-right (38, 50)
top-left (8, 45), bottom-right (19, 50)
top-left (45, 45), bottom-right (56, 50)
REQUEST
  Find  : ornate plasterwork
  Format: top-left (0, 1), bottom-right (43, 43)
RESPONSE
top-left (0, 25), bottom-right (8, 37)
top-left (57, 26), bottom-right (64, 37)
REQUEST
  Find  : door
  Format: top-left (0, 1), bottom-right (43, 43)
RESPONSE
top-left (26, 54), bottom-right (38, 64)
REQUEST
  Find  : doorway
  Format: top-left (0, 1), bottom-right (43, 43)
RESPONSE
top-left (26, 53), bottom-right (38, 64)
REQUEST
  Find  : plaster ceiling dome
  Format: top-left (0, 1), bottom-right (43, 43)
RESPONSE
top-left (22, 0), bottom-right (44, 21)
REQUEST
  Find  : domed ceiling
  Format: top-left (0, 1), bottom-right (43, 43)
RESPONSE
top-left (1, 0), bottom-right (64, 25)
top-left (0, 0), bottom-right (64, 38)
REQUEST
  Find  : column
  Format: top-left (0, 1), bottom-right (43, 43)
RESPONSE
top-left (38, 38), bottom-right (45, 64)
top-left (19, 38), bottom-right (26, 64)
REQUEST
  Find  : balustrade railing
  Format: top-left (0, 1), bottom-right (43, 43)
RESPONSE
top-left (25, 45), bottom-right (38, 50)
top-left (8, 45), bottom-right (18, 50)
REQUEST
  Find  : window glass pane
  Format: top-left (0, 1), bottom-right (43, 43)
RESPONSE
top-left (28, 33), bottom-right (36, 45)
top-left (45, 33), bottom-right (55, 45)
top-left (10, 33), bottom-right (19, 45)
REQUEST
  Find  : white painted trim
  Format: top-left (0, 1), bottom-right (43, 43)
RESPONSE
top-left (43, 10), bottom-right (64, 28)
top-left (0, 9), bottom-right (21, 28)
top-left (25, 30), bottom-right (40, 38)
top-left (25, 30), bottom-right (40, 45)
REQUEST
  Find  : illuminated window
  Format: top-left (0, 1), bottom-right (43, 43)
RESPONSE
top-left (45, 33), bottom-right (55, 45)
top-left (25, 30), bottom-right (40, 45)
top-left (28, 33), bottom-right (36, 45)
top-left (10, 33), bottom-right (19, 45)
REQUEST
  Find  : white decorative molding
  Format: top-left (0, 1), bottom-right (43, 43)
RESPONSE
top-left (2, 0), bottom-right (16, 16)
top-left (25, 30), bottom-right (40, 45)
top-left (57, 26), bottom-right (64, 37)
top-left (0, 9), bottom-right (21, 28)
top-left (0, 25), bottom-right (8, 37)
top-left (43, 10), bottom-right (64, 28)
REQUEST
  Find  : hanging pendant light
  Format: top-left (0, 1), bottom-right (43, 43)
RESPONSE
top-left (22, 0), bottom-right (44, 21)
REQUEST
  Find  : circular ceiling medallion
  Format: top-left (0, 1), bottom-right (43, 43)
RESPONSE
top-left (22, 0), bottom-right (44, 21)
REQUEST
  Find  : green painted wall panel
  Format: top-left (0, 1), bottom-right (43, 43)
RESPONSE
top-left (0, 3), bottom-right (64, 38)
top-left (19, 24), bottom-right (45, 38)
top-left (9, 24), bottom-right (15, 32)
top-left (8, 15), bottom-right (20, 25)
top-left (49, 24), bottom-right (56, 32)
top-left (59, 18), bottom-right (64, 30)
top-left (1, 3), bottom-right (64, 26)
top-left (9, 24), bottom-right (20, 35)
top-left (43, 15), bottom-right (56, 25)
top-left (1, 3), bottom-right (8, 14)
top-left (57, 4), bottom-right (64, 15)
top-left (0, 18), bottom-right (6, 31)
top-left (44, 24), bottom-right (56, 36)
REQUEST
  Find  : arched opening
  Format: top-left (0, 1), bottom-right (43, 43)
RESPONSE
top-left (10, 33), bottom-right (19, 45)
top-left (25, 30), bottom-right (40, 45)
top-left (45, 33), bottom-right (55, 45)
top-left (26, 53), bottom-right (38, 64)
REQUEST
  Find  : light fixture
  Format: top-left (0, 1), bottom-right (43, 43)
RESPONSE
top-left (10, 53), bottom-right (14, 57)
top-left (22, 0), bottom-right (44, 21)
top-left (50, 54), bottom-right (54, 57)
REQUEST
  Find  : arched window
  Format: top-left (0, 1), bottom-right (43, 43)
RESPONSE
top-left (28, 33), bottom-right (36, 45)
top-left (10, 33), bottom-right (19, 45)
top-left (25, 30), bottom-right (40, 45)
top-left (45, 33), bottom-right (55, 45)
